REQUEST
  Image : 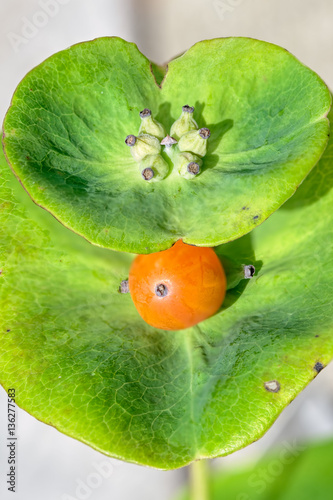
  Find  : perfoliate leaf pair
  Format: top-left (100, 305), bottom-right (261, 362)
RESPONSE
top-left (0, 37), bottom-right (332, 469)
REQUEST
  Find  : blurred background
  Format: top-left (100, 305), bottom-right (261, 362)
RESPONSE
top-left (1, 1), bottom-right (333, 499)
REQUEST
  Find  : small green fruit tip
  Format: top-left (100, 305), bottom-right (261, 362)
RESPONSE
top-left (187, 162), bottom-right (200, 176)
top-left (178, 127), bottom-right (210, 157)
top-left (140, 154), bottom-right (169, 182)
top-left (141, 167), bottom-right (154, 181)
top-left (170, 105), bottom-right (198, 141)
top-left (199, 128), bottom-right (211, 139)
top-left (125, 134), bottom-right (137, 146)
top-left (140, 108), bottom-right (152, 118)
top-left (182, 105), bottom-right (194, 113)
top-left (138, 108), bottom-right (166, 141)
top-left (128, 134), bottom-right (161, 162)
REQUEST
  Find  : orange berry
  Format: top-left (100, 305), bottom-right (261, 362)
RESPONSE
top-left (129, 240), bottom-right (226, 330)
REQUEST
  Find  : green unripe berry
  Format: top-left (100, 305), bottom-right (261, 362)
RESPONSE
top-left (175, 152), bottom-right (202, 180)
top-left (178, 128), bottom-right (210, 157)
top-left (125, 134), bottom-right (161, 162)
top-left (139, 154), bottom-right (169, 182)
top-left (170, 105), bottom-right (198, 141)
top-left (138, 109), bottom-right (166, 141)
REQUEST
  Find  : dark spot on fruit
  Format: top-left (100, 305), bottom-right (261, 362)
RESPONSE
top-left (244, 265), bottom-right (255, 278)
top-left (155, 283), bottom-right (168, 297)
top-left (264, 380), bottom-right (280, 393)
top-left (314, 361), bottom-right (324, 373)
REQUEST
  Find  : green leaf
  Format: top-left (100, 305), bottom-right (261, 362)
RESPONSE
top-left (3, 37), bottom-right (331, 253)
top-left (179, 439), bottom-right (333, 500)
top-left (150, 61), bottom-right (167, 86)
top-left (1, 107), bottom-right (333, 470)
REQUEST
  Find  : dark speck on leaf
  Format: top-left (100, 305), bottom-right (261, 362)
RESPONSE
top-left (244, 265), bottom-right (255, 279)
top-left (6, 329), bottom-right (11, 333)
top-left (119, 280), bottom-right (130, 294)
top-left (264, 380), bottom-right (280, 393)
top-left (315, 335), bottom-right (319, 338)
top-left (314, 362), bottom-right (324, 373)
top-left (253, 215), bottom-right (259, 220)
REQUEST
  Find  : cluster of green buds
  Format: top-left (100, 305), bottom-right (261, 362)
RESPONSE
top-left (125, 106), bottom-right (210, 182)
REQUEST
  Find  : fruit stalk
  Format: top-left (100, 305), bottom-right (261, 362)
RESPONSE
top-left (190, 460), bottom-right (210, 500)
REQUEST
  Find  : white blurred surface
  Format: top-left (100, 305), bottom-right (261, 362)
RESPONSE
top-left (1, 1), bottom-right (333, 499)
top-left (0, 0), bottom-right (136, 121)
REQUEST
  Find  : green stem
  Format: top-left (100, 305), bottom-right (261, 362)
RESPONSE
top-left (190, 460), bottom-right (210, 500)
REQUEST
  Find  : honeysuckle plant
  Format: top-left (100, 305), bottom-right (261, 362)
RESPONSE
top-left (1, 36), bottom-right (333, 492)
